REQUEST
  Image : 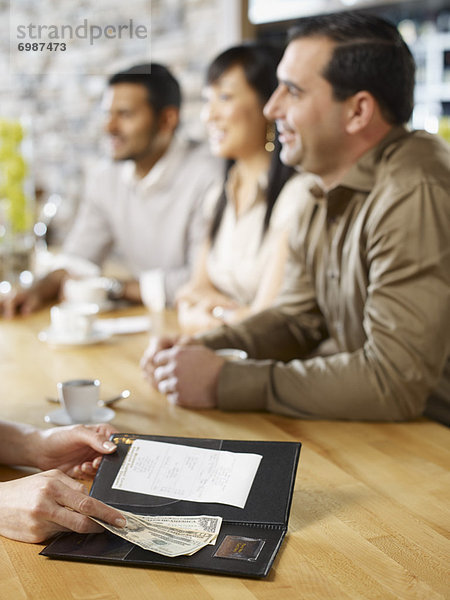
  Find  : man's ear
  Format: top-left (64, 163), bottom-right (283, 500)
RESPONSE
top-left (345, 91), bottom-right (375, 134)
top-left (157, 106), bottom-right (180, 134)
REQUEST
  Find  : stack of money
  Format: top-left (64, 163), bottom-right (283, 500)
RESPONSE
top-left (90, 508), bottom-right (222, 557)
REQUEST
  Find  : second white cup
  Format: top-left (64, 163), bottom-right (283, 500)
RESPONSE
top-left (50, 304), bottom-right (98, 341)
top-left (64, 277), bottom-right (109, 306)
top-left (57, 379), bottom-right (100, 423)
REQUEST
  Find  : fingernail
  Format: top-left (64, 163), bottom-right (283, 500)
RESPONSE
top-left (114, 517), bottom-right (127, 528)
top-left (103, 441), bottom-right (116, 451)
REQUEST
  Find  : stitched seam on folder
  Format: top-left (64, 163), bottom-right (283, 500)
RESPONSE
top-left (225, 521), bottom-right (286, 530)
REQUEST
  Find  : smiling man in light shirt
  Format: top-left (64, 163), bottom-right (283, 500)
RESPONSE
top-left (141, 12), bottom-right (450, 423)
top-left (1, 63), bottom-right (220, 316)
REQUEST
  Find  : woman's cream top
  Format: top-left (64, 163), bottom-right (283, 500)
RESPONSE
top-left (206, 167), bottom-right (318, 305)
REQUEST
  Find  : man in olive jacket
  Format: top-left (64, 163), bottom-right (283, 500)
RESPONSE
top-left (141, 12), bottom-right (450, 422)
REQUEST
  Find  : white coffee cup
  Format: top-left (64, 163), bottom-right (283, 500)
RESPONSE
top-left (50, 304), bottom-right (98, 341)
top-left (216, 348), bottom-right (248, 361)
top-left (64, 277), bottom-right (109, 306)
top-left (57, 378), bottom-right (100, 423)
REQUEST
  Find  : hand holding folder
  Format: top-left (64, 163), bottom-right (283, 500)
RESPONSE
top-left (41, 434), bottom-right (301, 578)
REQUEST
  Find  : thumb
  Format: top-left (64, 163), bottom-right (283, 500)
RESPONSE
top-left (78, 428), bottom-right (117, 454)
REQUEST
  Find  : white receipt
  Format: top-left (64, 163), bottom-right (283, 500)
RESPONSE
top-left (112, 440), bottom-right (262, 509)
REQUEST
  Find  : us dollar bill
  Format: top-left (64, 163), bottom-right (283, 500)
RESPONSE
top-left (89, 509), bottom-right (221, 557)
top-left (138, 514), bottom-right (222, 543)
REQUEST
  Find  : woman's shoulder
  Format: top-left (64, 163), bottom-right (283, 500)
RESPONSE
top-left (271, 172), bottom-right (320, 227)
top-left (202, 180), bottom-right (224, 221)
top-left (280, 171), bottom-right (321, 197)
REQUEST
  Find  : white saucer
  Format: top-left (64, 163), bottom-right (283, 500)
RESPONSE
top-left (95, 300), bottom-right (116, 313)
top-left (44, 407), bottom-right (115, 425)
top-left (60, 300), bottom-right (116, 314)
top-left (38, 328), bottom-right (111, 346)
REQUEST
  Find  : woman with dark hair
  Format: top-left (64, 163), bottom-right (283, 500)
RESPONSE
top-left (176, 43), bottom-right (316, 332)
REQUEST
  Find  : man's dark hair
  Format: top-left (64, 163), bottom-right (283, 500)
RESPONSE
top-left (108, 63), bottom-right (182, 114)
top-left (289, 11), bottom-right (415, 125)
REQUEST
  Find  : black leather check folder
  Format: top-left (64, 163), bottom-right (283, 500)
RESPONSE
top-left (41, 434), bottom-right (301, 578)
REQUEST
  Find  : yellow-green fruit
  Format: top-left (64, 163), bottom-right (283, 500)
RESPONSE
top-left (3, 155), bottom-right (27, 181)
top-left (0, 141), bottom-right (18, 161)
top-left (0, 120), bottom-right (24, 143)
